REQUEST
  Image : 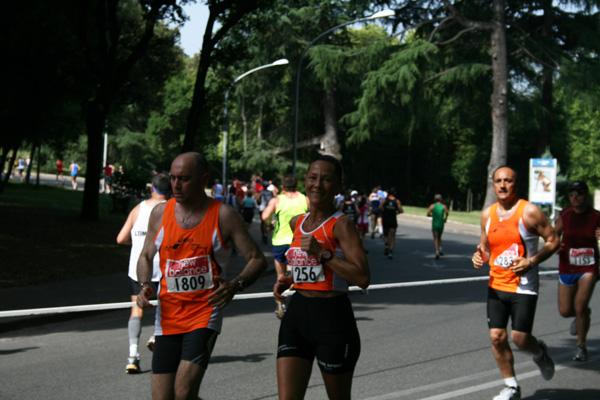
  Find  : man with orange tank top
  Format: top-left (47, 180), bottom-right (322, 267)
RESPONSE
top-left (472, 166), bottom-right (560, 400)
top-left (136, 152), bottom-right (267, 400)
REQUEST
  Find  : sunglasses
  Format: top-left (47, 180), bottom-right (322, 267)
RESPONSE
top-left (569, 190), bottom-right (583, 197)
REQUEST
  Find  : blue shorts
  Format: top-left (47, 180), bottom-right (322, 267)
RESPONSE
top-left (273, 244), bottom-right (290, 263)
top-left (559, 273), bottom-right (590, 287)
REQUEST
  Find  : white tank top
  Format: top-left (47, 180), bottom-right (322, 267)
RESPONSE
top-left (128, 200), bottom-right (163, 281)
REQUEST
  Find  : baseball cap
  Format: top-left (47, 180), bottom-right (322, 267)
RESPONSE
top-left (569, 181), bottom-right (589, 193)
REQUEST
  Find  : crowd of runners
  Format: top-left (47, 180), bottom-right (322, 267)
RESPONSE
top-left (115, 152), bottom-right (598, 400)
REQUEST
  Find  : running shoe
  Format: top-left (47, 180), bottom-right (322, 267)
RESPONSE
top-left (125, 357), bottom-right (140, 374)
top-left (388, 251), bottom-right (393, 260)
top-left (146, 336), bottom-right (155, 352)
top-left (439, 249), bottom-right (444, 256)
top-left (493, 386), bottom-right (521, 400)
top-left (533, 340), bottom-right (554, 380)
top-left (275, 300), bottom-right (286, 320)
top-left (573, 344), bottom-right (588, 362)
top-left (435, 252), bottom-right (440, 260)
top-left (384, 247), bottom-right (389, 256)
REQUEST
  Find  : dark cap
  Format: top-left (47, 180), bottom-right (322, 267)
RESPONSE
top-left (569, 181), bottom-right (589, 193)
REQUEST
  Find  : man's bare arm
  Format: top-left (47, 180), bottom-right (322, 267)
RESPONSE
top-left (519, 202), bottom-right (560, 267)
top-left (208, 205), bottom-right (267, 310)
top-left (261, 197), bottom-right (279, 222)
top-left (473, 206), bottom-right (491, 268)
top-left (136, 202), bottom-right (165, 308)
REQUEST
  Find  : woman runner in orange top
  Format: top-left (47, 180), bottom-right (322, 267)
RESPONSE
top-left (273, 155), bottom-right (370, 400)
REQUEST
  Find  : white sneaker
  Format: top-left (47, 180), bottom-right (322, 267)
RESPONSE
top-left (533, 341), bottom-right (555, 380)
top-left (125, 356), bottom-right (140, 374)
top-left (493, 386), bottom-right (520, 400)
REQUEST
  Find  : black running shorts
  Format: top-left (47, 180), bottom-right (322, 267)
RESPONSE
top-left (277, 292), bottom-right (361, 375)
top-left (152, 328), bottom-right (219, 373)
top-left (487, 287), bottom-right (538, 333)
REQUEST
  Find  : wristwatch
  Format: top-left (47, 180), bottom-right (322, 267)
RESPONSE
top-left (235, 276), bottom-right (246, 292)
top-left (319, 249), bottom-right (333, 265)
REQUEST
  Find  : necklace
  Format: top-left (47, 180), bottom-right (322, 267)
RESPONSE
top-left (178, 202), bottom-right (203, 223)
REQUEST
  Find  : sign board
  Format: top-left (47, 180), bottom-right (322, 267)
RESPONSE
top-left (529, 158), bottom-right (557, 206)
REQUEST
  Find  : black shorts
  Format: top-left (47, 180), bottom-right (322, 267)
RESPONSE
top-left (277, 293), bottom-right (361, 375)
top-left (487, 287), bottom-right (538, 333)
top-left (242, 208), bottom-right (254, 224)
top-left (152, 328), bottom-right (219, 373)
top-left (129, 277), bottom-right (158, 298)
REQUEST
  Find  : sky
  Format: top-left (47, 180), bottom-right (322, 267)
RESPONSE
top-left (177, 2), bottom-right (210, 57)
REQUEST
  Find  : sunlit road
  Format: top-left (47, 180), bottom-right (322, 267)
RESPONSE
top-left (1, 215), bottom-right (599, 399)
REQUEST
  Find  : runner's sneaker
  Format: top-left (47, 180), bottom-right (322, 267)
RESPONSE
top-left (388, 251), bottom-right (393, 259)
top-left (125, 357), bottom-right (140, 374)
top-left (493, 386), bottom-right (520, 400)
top-left (533, 340), bottom-right (554, 380)
top-left (146, 336), bottom-right (155, 352)
top-left (570, 319), bottom-right (577, 336)
top-left (384, 247), bottom-right (389, 256)
top-left (275, 300), bottom-right (286, 320)
top-left (573, 344), bottom-right (588, 362)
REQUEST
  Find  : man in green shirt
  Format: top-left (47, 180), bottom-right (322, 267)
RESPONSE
top-left (427, 194), bottom-right (449, 259)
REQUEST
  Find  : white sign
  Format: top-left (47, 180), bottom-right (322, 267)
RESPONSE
top-left (529, 158), bottom-right (557, 205)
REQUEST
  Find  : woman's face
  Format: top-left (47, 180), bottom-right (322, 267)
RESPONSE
top-left (305, 161), bottom-right (342, 207)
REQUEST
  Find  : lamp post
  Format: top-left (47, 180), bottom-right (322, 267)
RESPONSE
top-left (222, 59), bottom-right (289, 186)
top-left (291, 10), bottom-right (395, 175)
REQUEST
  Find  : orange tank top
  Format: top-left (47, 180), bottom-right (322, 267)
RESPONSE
top-left (154, 198), bottom-right (230, 335)
top-left (286, 211), bottom-right (348, 292)
top-left (486, 200), bottom-right (539, 294)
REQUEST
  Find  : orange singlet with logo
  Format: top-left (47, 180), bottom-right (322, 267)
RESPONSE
top-left (153, 198), bottom-right (230, 335)
top-left (486, 200), bottom-right (540, 295)
top-left (286, 211), bottom-right (348, 292)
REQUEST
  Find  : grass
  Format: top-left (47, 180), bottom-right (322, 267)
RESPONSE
top-left (402, 205), bottom-right (481, 226)
top-left (0, 183), bottom-right (131, 288)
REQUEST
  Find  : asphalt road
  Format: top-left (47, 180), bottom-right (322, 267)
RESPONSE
top-left (1, 215), bottom-right (599, 399)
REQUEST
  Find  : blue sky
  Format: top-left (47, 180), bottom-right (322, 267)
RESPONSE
top-left (178, 2), bottom-right (210, 57)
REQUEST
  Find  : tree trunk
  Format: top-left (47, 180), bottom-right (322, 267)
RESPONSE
top-left (25, 142), bottom-right (36, 184)
top-left (321, 87), bottom-right (341, 159)
top-left (81, 99), bottom-right (107, 221)
top-left (257, 101), bottom-right (263, 142)
top-left (538, 0), bottom-right (554, 156)
top-left (241, 97), bottom-right (248, 152)
top-left (482, 0), bottom-right (509, 208)
top-left (1, 148), bottom-right (18, 192)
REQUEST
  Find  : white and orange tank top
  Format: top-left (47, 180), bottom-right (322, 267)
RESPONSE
top-left (486, 200), bottom-right (539, 295)
top-left (153, 198), bottom-right (230, 335)
top-left (286, 211), bottom-right (348, 292)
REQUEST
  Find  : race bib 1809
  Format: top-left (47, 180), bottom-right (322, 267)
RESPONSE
top-left (286, 247), bottom-right (326, 283)
top-left (569, 248), bottom-right (595, 266)
top-left (494, 244), bottom-right (519, 269)
top-left (165, 256), bottom-right (214, 293)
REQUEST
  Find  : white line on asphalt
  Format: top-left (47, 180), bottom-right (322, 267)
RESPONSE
top-left (364, 351), bottom-right (598, 400)
top-left (0, 272), bottom-right (558, 318)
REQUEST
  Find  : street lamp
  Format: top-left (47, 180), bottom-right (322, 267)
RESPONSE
top-left (292, 9), bottom-right (395, 175)
top-left (222, 59), bottom-right (289, 186)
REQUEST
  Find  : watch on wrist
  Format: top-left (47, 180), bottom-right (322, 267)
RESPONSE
top-left (319, 249), bottom-right (333, 265)
top-left (235, 276), bottom-right (246, 292)
top-left (138, 281), bottom-right (151, 293)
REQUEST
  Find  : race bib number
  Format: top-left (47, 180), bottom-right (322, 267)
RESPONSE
top-left (165, 256), bottom-right (214, 293)
top-left (287, 247), bottom-right (326, 283)
top-left (569, 248), bottom-right (595, 266)
top-left (494, 244), bottom-right (519, 269)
